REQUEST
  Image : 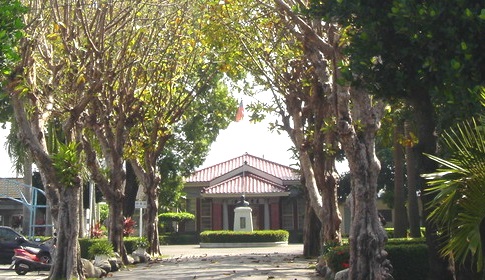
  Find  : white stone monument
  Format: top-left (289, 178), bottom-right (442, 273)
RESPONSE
top-left (233, 195), bottom-right (253, 232)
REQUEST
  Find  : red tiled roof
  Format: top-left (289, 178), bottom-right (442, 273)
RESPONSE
top-left (202, 173), bottom-right (287, 196)
top-left (187, 153), bottom-right (299, 183)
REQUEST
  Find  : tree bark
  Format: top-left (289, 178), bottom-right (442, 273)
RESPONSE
top-left (393, 120), bottom-right (407, 238)
top-left (404, 120), bottom-right (421, 238)
top-left (145, 181), bottom-right (161, 255)
top-left (408, 94), bottom-right (454, 280)
top-left (22, 153), bottom-right (32, 235)
top-left (302, 187), bottom-right (323, 257)
top-left (337, 86), bottom-right (392, 280)
top-left (123, 161), bottom-right (139, 218)
top-left (130, 160), bottom-right (161, 255)
top-left (107, 199), bottom-right (127, 262)
top-left (10, 80), bottom-right (83, 279)
top-left (82, 136), bottom-right (129, 264)
top-left (49, 185), bottom-right (83, 279)
top-left (79, 178), bottom-right (85, 238)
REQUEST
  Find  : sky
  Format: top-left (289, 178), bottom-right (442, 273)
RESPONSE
top-left (200, 113), bottom-right (296, 169)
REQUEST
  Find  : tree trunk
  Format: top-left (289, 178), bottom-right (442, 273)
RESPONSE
top-left (284, 92), bottom-right (341, 246)
top-left (393, 120), bottom-right (407, 238)
top-left (107, 199), bottom-right (128, 264)
top-left (408, 94), bottom-right (454, 280)
top-left (10, 83), bottom-right (84, 279)
top-left (123, 161), bottom-right (139, 218)
top-left (145, 182), bottom-right (161, 255)
top-left (303, 193), bottom-right (323, 257)
top-left (49, 183), bottom-right (84, 279)
top-left (273, 0), bottom-right (342, 253)
top-left (82, 131), bottom-right (129, 264)
top-left (337, 87), bottom-right (392, 280)
top-left (79, 178), bottom-right (85, 238)
top-left (404, 120), bottom-right (421, 238)
top-left (129, 159), bottom-right (161, 256)
top-left (22, 153), bottom-right (33, 236)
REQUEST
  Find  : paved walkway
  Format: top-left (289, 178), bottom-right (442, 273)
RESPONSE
top-left (111, 244), bottom-right (321, 280)
top-left (0, 244), bottom-right (321, 280)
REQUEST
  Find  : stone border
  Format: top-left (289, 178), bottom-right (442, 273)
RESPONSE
top-left (199, 241), bottom-right (288, 248)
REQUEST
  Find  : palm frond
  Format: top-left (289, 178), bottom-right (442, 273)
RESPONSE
top-left (423, 118), bottom-right (485, 271)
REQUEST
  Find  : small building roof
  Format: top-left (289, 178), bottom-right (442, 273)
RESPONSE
top-left (201, 173), bottom-right (289, 197)
top-left (186, 153), bottom-right (299, 183)
top-left (185, 153), bottom-right (300, 198)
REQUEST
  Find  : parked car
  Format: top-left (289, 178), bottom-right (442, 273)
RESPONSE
top-left (0, 226), bottom-right (51, 264)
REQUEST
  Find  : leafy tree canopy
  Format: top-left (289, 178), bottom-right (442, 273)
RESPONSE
top-left (310, 0), bottom-right (485, 127)
top-left (0, 0), bottom-right (26, 124)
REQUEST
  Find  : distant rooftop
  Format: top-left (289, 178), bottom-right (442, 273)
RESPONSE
top-left (186, 153), bottom-right (299, 183)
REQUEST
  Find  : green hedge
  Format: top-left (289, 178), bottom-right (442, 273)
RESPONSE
top-left (79, 237), bottom-right (148, 259)
top-left (159, 212), bottom-right (195, 222)
top-left (384, 227), bottom-right (426, 238)
top-left (323, 239), bottom-right (428, 280)
top-left (200, 230), bottom-right (289, 243)
top-left (387, 243), bottom-right (428, 280)
top-left (387, 237), bottom-right (426, 245)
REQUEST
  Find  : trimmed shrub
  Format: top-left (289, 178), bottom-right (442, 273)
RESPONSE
top-left (321, 239), bottom-right (428, 280)
top-left (80, 237), bottom-right (150, 257)
top-left (384, 227), bottom-right (426, 238)
top-left (88, 240), bottom-right (114, 258)
top-left (123, 236), bottom-right (148, 253)
top-left (200, 230), bottom-right (289, 243)
top-left (159, 212), bottom-right (195, 222)
top-left (387, 237), bottom-right (426, 245)
top-left (387, 243), bottom-right (428, 280)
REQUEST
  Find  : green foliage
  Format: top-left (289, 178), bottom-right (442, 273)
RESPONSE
top-left (135, 237), bottom-right (148, 249)
top-left (0, 0), bottom-right (26, 124)
top-left (87, 240), bottom-right (114, 258)
top-left (321, 240), bottom-right (428, 279)
top-left (79, 238), bottom-right (92, 258)
top-left (159, 212), bottom-right (195, 222)
top-left (157, 80), bottom-right (236, 211)
top-left (323, 244), bottom-right (350, 273)
top-left (199, 230), bottom-right (289, 243)
top-left (384, 227), bottom-right (426, 238)
top-left (81, 237), bottom-right (147, 256)
top-left (386, 236), bottom-right (426, 246)
top-left (90, 222), bottom-right (107, 238)
top-left (312, 0), bottom-right (485, 126)
top-left (424, 117), bottom-right (485, 271)
top-left (51, 142), bottom-right (82, 187)
top-left (98, 203), bottom-right (109, 223)
top-left (0, 0), bottom-right (26, 75)
top-left (387, 244), bottom-right (429, 280)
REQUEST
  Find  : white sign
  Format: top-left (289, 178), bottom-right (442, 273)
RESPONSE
top-left (135, 200), bottom-right (147, 209)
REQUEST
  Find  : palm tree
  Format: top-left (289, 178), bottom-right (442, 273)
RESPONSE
top-left (423, 117), bottom-right (485, 277)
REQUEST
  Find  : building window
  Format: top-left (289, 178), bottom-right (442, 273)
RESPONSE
top-left (185, 199), bottom-right (196, 232)
top-left (281, 198), bottom-right (293, 230)
top-left (200, 199), bottom-right (212, 231)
